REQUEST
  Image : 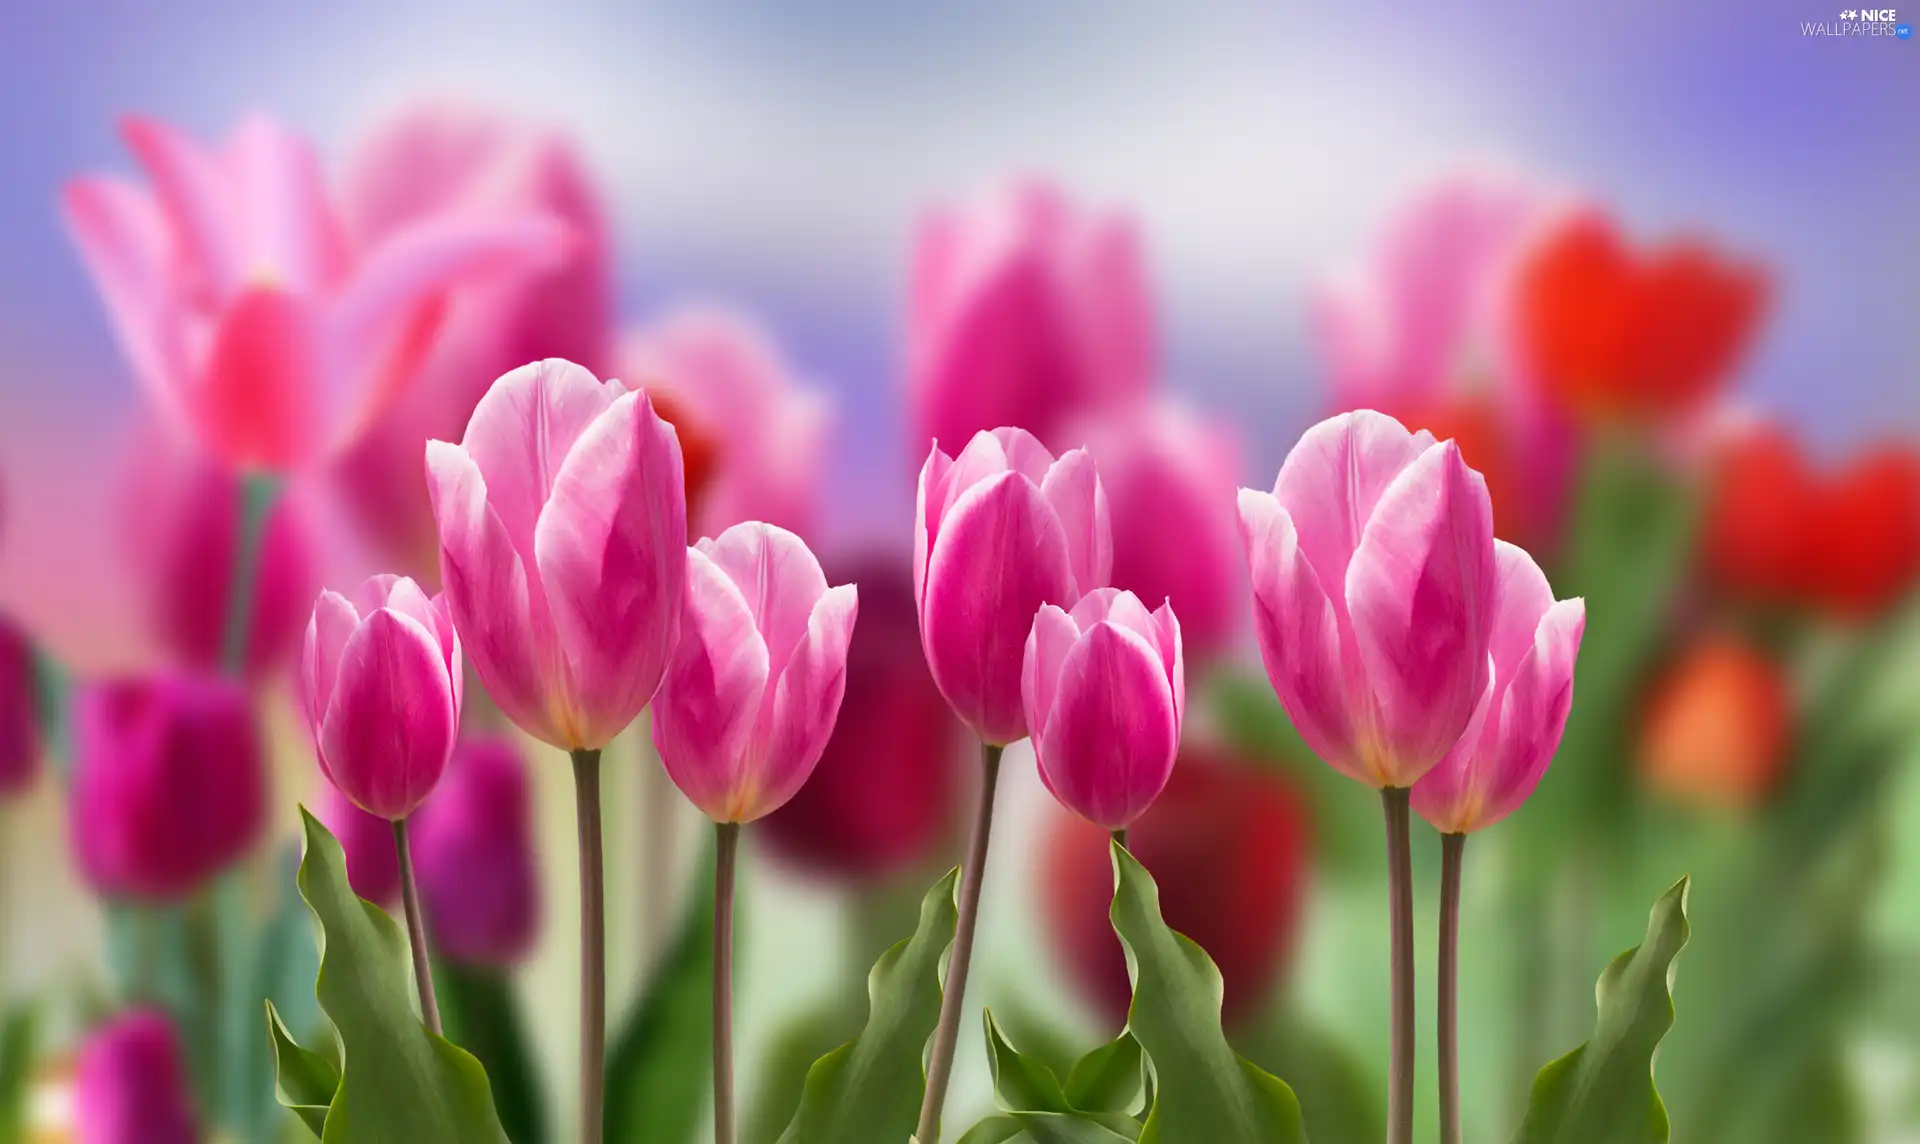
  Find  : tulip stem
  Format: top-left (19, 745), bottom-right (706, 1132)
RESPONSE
top-left (219, 474), bottom-right (280, 677)
top-left (712, 822), bottom-right (740, 1144)
top-left (572, 747), bottom-right (607, 1144)
top-left (916, 741), bottom-right (1005, 1144)
top-left (393, 817), bottom-right (442, 1036)
top-left (1111, 828), bottom-right (1128, 850)
top-left (1382, 787), bottom-right (1415, 1144)
top-left (1438, 832), bottom-right (1466, 1144)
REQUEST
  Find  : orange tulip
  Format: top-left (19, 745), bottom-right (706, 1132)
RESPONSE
top-left (1638, 633), bottom-right (1791, 810)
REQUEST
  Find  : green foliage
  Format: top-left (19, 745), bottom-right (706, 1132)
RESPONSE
top-left (604, 845), bottom-right (715, 1144)
top-left (0, 1001), bottom-right (38, 1144)
top-left (952, 1013), bottom-right (1143, 1142)
top-left (436, 964), bottom-right (547, 1144)
top-left (267, 1001), bottom-right (337, 1138)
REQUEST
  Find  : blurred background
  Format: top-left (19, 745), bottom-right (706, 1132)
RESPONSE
top-left (0, 2), bottom-right (1915, 1141)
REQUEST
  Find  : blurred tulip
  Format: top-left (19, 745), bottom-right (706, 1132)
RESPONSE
top-left (0, 614), bottom-right (39, 800)
top-left (1238, 411), bottom-right (1497, 789)
top-left (70, 674), bottom-right (265, 901)
top-left (1804, 443), bottom-right (1920, 617)
top-left (1703, 423), bottom-right (1816, 606)
top-left (73, 1011), bottom-right (197, 1144)
top-left (1024, 589), bottom-right (1184, 831)
top-left (759, 556), bottom-right (961, 880)
top-left (411, 738), bottom-right (542, 965)
top-left (1639, 632), bottom-right (1791, 810)
top-left (1072, 400), bottom-right (1245, 662)
top-left (124, 421), bottom-right (318, 676)
top-left (333, 101), bottom-right (616, 573)
top-left (653, 524), bottom-right (857, 823)
top-left (1040, 747), bottom-right (1311, 1029)
top-left (1315, 170), bottom-right (1574, 547)
top-left (1412, 542), bottom-right (1585, 833)
top-left (427, 359), bottom-right (687, 751)
top-left (301, 575), bottom-right (462, 820)
top-left (1515, 211), bottom-right (1767, 424)
top-left (909, 180), bottom-right (1153, 454)
top-left (314, 784), bottom-right (400, 907)
top-left (916, 427), bottom-right (1111, 745)
top-left (619, 306), bottom-right (831, 540)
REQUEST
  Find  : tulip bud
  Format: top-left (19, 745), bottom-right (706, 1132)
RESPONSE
top-left (73, 1011), bottom-right (198, 1144)
top-left (408, 738), bottom-right (543, 965)
top-left (314, 785), bottom-right (401, 907)
top-left (0, 614), bottom-right (40, 801)
top-left (1412, 543), bottom-right (1585, 834)
top-left (760, 557), bottom-right (962, 880)
top-left (427, 359), bottom-right (688, 751)
top-left (1239, 411), bottom-right (1497, 789)
top-left (653, 524), bottom-right (858, 823)
top-left (300, 575), bottom-right (462, 820)
top-left (1639, 632), bottom-right (1791, 810)
top-left (1040, 747), bottom-right (1311, 1030)
top-left (71, 674), bottom-right (265, 901)
top-left (915, 427), bottom-right (1110, 745)
top-left (1024, 589), bottom-right (1184, 830)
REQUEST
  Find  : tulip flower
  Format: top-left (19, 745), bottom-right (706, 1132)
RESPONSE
top-left (908, 180), bottom-right (1153, 453)
top-left (0, 614), bottom-right (39, 801)
top-left (1023, 588), bottom-right (1184, 831)
top-left (620, 306), bottom-right (832, 540)
top-left (70, 674), bottom-right (266, 901)
top-left (760, 557), bottom-right (962, 881)
top-left (1638, 632), bottom-right (1791, 810)
top-left (1072, 400), bottom-right (1245, 662)
top-left (314, 785), bottom-right (401, 907)
top-left (1040, 746), bottom-right (1310, 1029)
top-left (63, 113), bottom-right (573, 473)
top-left (1515, 210), bottom-right (1767, 425)
top-left (333, 101), bottom-right (616, 574)
top-left (1239, 409), bottom-right (1497, 1144)
top-left (1703, 423), bottom-right (1816, 607)
top-left (1807, 443), bottom-right (1920, 616)
top-left (73, 1011), bottom-right (198, 1144)
top-left (412, 738), bottom-right (543, 966)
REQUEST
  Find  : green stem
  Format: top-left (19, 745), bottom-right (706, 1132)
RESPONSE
top-left (220, 475), bottom-right (280, 677)
top-left (1111, 828), bottom-right (1128, 850)
top-left (1438, 833), bottom-right (1466, 1144)
top-left (1382, 787), bottom-right (1415, 1144)
top-left (915, 741), bottom-right (1005, 1144)
top-left (712, 822), bottom-right (740, 1144)
top-left (572, 748), bottom-right (607, 1144)
top-left (393, 817), bottom-right (442, 1036)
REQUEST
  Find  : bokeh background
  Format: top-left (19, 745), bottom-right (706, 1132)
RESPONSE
top-left (1, 2), bottom-right (1916, 1142)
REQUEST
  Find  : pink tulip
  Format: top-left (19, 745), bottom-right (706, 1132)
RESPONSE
top-left (1072, 399), bottom-right (1245, 663)
top-left (314, 784), bottom-right (401, 906)
top-left (0, 614), bottom-right (39, 800)
top-left (1412, 544), bottom-right (1585, 833)
top-left (411, 737), bottom-right (544, 964)
top-left (123, 420), bottom-right (319, 676)
top-left (73, 1011), bottom-right (198, 1144)
top-left (618, 306), bottom-right (831, 540)
top-left (63, 113), bottom-right (573, 473)
top-left (71, 674), bottom-right (266, 901)
top-left (1023, 588), bottom-right (1184, 831)
top-left (909, 181), bottom-right (1153, 453)
top-left (916, 427), bottom-right (1111, 746)
top-left (300, 575), bottom-right (462, 820)
top-left (427, 359), bottom-right (688, 751)
top-left (653, 523), bottom-right (857, 823)
top-left (1238, 410), bottom-right (1498, 789)
top-left (333, 101), bottom-right (616, 572)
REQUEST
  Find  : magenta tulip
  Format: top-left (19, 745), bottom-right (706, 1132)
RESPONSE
top-left (915, 427), bottom-right (1110, 746)
top-left (909, 180), bottom-right (1153, 453)
top-left (334, 101), bottom-right (616, 572)
top-left (63, 113), bottom-right (572, 473)
top-left (73, 1011), bottom-right (198, 1144)
top-left (653, 523), bottom-right (857, 823)
top-left (70, 674), bottom-right (266, 901)
top-left (1412, 543), bottom-right (1585, 833)
top-left (427, 358), bottom-right (688, 751)
top-left (619, 306), bottom-right (831, 540)
top-left (314, 784), bottom-right (401, 907)
top-left (1024, 588), bottom-right (1184, 831)
top-left (0, 614), bottom-right (38, 800)
top-left (412, 738), bottom-right (543, 965)
top-left (300, 575), bottom-right (462, 820)
top-left (1238, 410), bottom-right (1498, 790)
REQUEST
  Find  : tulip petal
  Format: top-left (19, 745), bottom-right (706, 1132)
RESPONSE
top-left (197, 286), bottom-right (325, 469)
top-left (228, 113), bottom-right (346, 293)
top-left (319, 609), bottom-right (457, 819)
top-left (533, 389), bottom-right (687, 748)
top-left (654, 548), bottom-right (771, 820)
top-left (701, 522), bottom-right (830, 685)
top-left (300, 590), bottom-right (361, 750)
top-left (457, 358), bottom-right (620, 555)
top-left (1239, 488), bottom-right (1357, 775)
top-left (120, 115), bottom-right (242, 297)
top-left (1041, 447), bottom-right (1112, 596)
top-left (1477, 598), bottom-right (1584, 828)
top-left (1487, 540), bottom-right (1558, 685)
top-left (1037, 622), bottom-right (1179, 830)
top-left (1346, 439), bottom-right (1497, 785)
top-left (913, 443), bottom-right (955, 616)
top-left (1022, 603), bottom-right (1082, 741)
top-left (1152, 598), bottom-right (1186, 728)
top-left (62, 177), bottom-right (184, 406)
top-left (754, 582), bottom-right (859, 821)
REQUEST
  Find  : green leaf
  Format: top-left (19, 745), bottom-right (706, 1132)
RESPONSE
top-left (777, 869), bottom-right (960, 1144)
top-left (742, 1001), bottom-right (861, 1144)
top-left (267, 1001), bottom-right (337, 1139)
top-left (230, 854), bottom-right (325, 1144)
top-left (955, 1118), bottom-right (1028, 1144)
top-left (604, 843), bottom-right (715, 1144)
top-left (436, 963), bottom-right (548, 1144)
top-left (984, 1010), bottom-right (1070, 1113)
top-left (0, 1001), bottom-right (40, 1144)
top-left (954, 1112), bottom-right (1144, 1143)
top-left (1234, 1007), bottom-right (1381, 1144)
top-left (1063, 1034), bottom-right (1143, 1115)
top-left (1512, 876), bottom-right (1692, 1144)
top-left (288, 806), bottom-right (512, 1144)
top-left (1106, 844), bottom-right (1307, 1144)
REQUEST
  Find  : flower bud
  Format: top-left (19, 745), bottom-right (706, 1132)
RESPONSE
top-left (73, 1011), bottom-right (198, 1144)
top-left (314, 784), bottom-right (401, 907)
top-left (412, 738), bottom-right (543, 965)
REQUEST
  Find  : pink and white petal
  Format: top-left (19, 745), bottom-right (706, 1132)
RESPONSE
top-left (62, 177), bottom-right (180, 402)
top-left (532, 390), bottom-right (688, 748)
top-left (700, 523), bottom-right (829, 680)
top-left (301, 590), bottom-right (362, 740)
top-left (653, 549), bottom-right (771, 821)
top-left (1040, 448), bottom-right (1112, 596)
top-left (227, 113), bottom-right (347, 293)
top-left (1021, 603), bottom-right (1083, 743)
top-left (938, 429), bottom-right (1021, 518)
top-left (913, 444), bottom-right (955, 618)
top-left (1036, 622), bottom-right (1179, 831)
top-left (1151, 599), bottom-right (1186, 728)
top-left (1474, 598), bottom-right (1584, 831)
top-left (989, 426), bottom-right (1057, 485)
top-left (1487, 541), bottom-right (1559, 687)
top-left (1069, 588), bottom-right (1155, 644)
top-left (319, 609), bottom-right (457, 820)
top-left (1409, 657), bottom-right (1498, 833)
top-left (454, 358), bottom-right (620, 557)
top-left (750, 582), bottom-right (860, 822)
top-left (1273, 410), bottom-right (1435, 613)
top-left (119, 115), bottom-right (242, 297)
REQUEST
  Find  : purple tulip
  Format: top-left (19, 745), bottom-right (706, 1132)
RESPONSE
top-left (410, 738), bottom-right (543, 965)
top-left (0, 614), bottom-right (38, 801)
top-left (73, 1011), bottom-right (198, 1144)
top-left (314, 784), bottom-right (401, 906)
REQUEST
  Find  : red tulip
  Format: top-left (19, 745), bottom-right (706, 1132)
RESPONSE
top-left (1703, 424), bottom-right (1817, 605)
top-left (1807, 444), bottom-right (1920, 617)
top-left (1638, 632), bottom-right (1791, 810)
top-left (0, 613), bottom-right (39, 801)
